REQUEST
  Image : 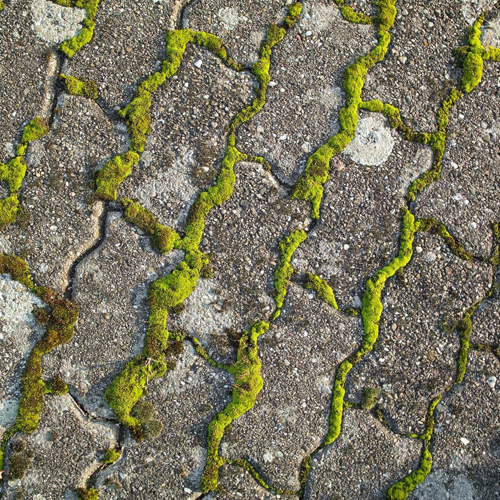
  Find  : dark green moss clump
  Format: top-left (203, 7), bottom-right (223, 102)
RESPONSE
top-left (95, 152), bottom-right (140, 201)
top-left (131, 399), bottom-right (155, 423)
top-left (361, 387), bottom-right (381, 410)
top-left (8, 445), bottom-right (34, 480)
top-left (59, 73), bottom-right (98, 99)
top-left (142, 419), bottom-right (163, 440)
top-left (76, 487), bottom-right (99, 500)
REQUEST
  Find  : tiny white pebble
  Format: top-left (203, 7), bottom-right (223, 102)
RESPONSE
top-left (461, 437), bottom-right (470, 446)
top-left (194, 59), bottom-right (202, 68)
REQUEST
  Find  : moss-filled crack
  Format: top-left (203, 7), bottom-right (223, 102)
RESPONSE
top-left (291, 0), bottom-right (397, 219)
top-left (0, 255), bottom-right (79, 478)
top-left (0, 118), bottom-right (49, 228)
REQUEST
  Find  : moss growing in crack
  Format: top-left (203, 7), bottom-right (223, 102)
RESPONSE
top-left (95, 152), bottom-right (140, 201)
top-left (59, 73), bottom-right (98, 99)
top-left (102, 448), bottom-right (121, 465)
top-left (48, 374), bottom-right (69, 395)
top-left (387, 396), bottom-right (440, 499)
top-left (305, 273), bottom-right (339, 310)
top-left (0, 2), bottom-right (5, 12)
top-left (361, 387), bottom-right (381, 410)
top-left (1, 118), bottom-right (48, 227)
top-left (324, 209), bottom-right (416, 445)
top-left (0, 255), bottom-right (78, 475)
top-left (121, 198), bottom-right (179, 254)
top-left (273, 230), bottom-right (307, 319)
top-left (340, 5), bottom-right (372, 25)
top-left (76, 488), bottom-right (99, 500)
top-left (20, 117), bottom-right (49, 145)
top-left (53, 0), bottom-right (100, 58)
top-left (292, 0), bottom-right (397, 218)
top-left (416, 217), bottom-right (472, 260)
top-left (200, 321), bottom-right (269, 492)
top-left (284, 2), bottom-right (302, 28)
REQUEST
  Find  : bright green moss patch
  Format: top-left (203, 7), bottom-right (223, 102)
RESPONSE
top-left (21, 117), bottom-right (49, 144)
top-left (387, 396), bottom-right (441, 499)
top-left (292, 0), bottom-right (397, 218)
top-left (0, 2), bottom-right (5, 12)
top-left (54, 0), bottom-right (100, 58)
top-left (462, 52), bottom-right (484, 93)
top-left (324, 209), bottom-right (417, 445)
top-left (95, 152), bottom-right (140, 201)
top-left (305, 273), bottom-right (339, 309)
top-left (59, 73), bottom-right (98, 99)
top-left (285, 2), bottom-right (302, 28)
top-left (0, 118), bottom-right (48, 227)
top-left (273, 230), bottom-right (307, 318)
top-left (121, 198), bottom-right (180, 253)
top-left (200, 322), bottom-right (269, 492)
top-left (340, 5), bottom-right (372, 24)
top-left (102, 448), bottom-right (121, 465)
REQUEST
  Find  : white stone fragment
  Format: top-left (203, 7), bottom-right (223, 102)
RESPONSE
top-left (487, 376), bottom-right (497, 389)
top-left (344, 116), bottom-right (395, 166)
top-left (460, 437), bottom-right (470, 446)
top-left (30, 0), bottom-right (86, 44)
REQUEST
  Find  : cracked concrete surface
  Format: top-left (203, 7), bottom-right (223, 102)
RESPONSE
top-left (1, 0), bottom-right (500, 499)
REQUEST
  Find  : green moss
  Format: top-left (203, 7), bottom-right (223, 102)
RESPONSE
top-left (305, 273), bottom-right (339, 309)
top-left (55, 0), bottom-right (100, 57)
top-left (8, 449), bottom-right (34, 480)
top-left (292, 0), bottom-right (397, 218)
top-left (387, 396), bottom-right (440, 499)
top-left (272, 230), bottom-right (307, 318)
top-left (462, 51), bottom-right (484, 93)
top-left (416, 218), bottom-right (472, 260)
top-left (200, 322), bottom-right (269, 492)
top-left (0, 2), bottom-right (5, 11)
top-left (131, 399), bottom-right (155, 423)
top-left (121, 198), bottom-right (179, 253)
top-left (340, 5), bottom-right (372, 24)
top-left (21, 117), bottom-right (49, 144)
top-left (361, 387), bottom-right (381, 410)
top-left (102, 448), bottom-right (121, 465)
top-left (142, 419), bottom-right (163, 440)
top-left (285, 2), bottom-right (302, 28)
top-left (59, 73), bottom-right (98, 99)
top-left (48, 374), bottom-right (69, 395)
top-left (76, 488), bottom-right (99, 500)
top-left (95, 152), bottom-right (140, 201)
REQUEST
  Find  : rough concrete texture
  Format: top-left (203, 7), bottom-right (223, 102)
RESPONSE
top-left (1, 0), bottom-right (500, 498)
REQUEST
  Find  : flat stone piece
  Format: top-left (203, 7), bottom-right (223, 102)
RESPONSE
top-left (66, 0), bottom-right (181, 107)
top-left (237, 0), bottom-right (376, 184)
top-left (413, 351), bottom-right (500, 499)
top-left (184, 0), bottom-right (289, 64)
top-left (0, 0), bottom-right (54, 152)
top-left (346, 232), bottom-right (491, 435)
top-left (5, 394), bottom-right (118, 499)
top-left (306, 410), bottom-right (421, 499)
top-left (95, 343), bottom-right (233, 499)
top-left (222, 284), bottom-right (363, 492)
top-left (414, 63), bottom-right (500, 259)
top-left (3, 94), bottom-right (119, 293)
top-left (120, 45), bottom-right (253, 231)
top-left (295, 135), bottom-right (425, 307)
